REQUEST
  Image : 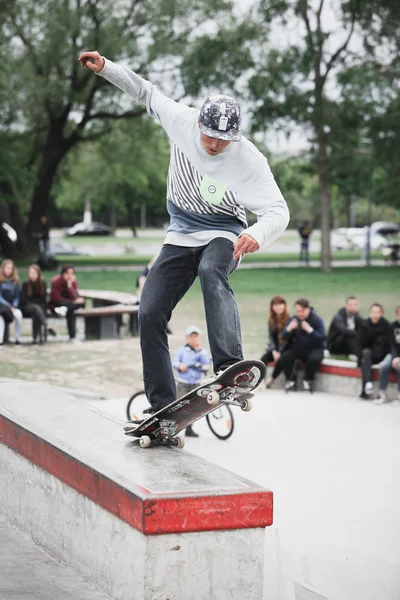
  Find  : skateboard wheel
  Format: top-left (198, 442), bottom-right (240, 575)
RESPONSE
top-left (139, 435), bottom-right (152, 448)
top-left (207, 391), bottom-right (220, 405)
top-left (176, 436), bottom-right (185, 449)
top-left (241, 398), bottom-right (253, 412)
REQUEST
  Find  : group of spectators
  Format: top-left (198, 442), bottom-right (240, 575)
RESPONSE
top-left (261, 295), bottom-right (400, 402)
top-left (0, 259), bottom-right (84, 347)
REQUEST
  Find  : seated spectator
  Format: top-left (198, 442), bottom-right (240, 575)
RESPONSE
top-left (172, 325), bottom-right (211, 437)
top-left (281, 298), bottom-right (325, 392)
top-left (375, 305), bottom-right (400, 404)
top-left (357, 303), bottom-right (390, 399)
top-left (20, 264), bottom-right (56, 344)
top-left (49, 265), bottom-right (85, 343)
top-left (327, 296), bottom-right (363, 360)
top-left (0, 259), bottom-right (22, 347)
top-left (261, 295), bottom-right (290, 388)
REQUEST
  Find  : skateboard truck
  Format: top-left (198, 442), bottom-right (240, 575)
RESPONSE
top-left (207, 390), bottom-right (253, 412)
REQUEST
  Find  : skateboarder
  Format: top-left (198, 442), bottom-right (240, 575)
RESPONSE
top-left (172, 325), bottom-right (211, 437)
top-left (78, 51), bottom-right (290, 424)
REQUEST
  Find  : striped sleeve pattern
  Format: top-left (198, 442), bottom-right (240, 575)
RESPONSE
top-left (167, 143), bottom-right (247, 227)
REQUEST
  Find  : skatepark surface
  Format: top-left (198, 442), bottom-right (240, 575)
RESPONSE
top-left (2, 386), bottom-right (399, 599)
top-left (89, 387), bottom-right (400, 600)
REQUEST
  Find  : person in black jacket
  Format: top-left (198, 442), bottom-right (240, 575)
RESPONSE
top-left (20, 264), bottom-right (55, 344)
top-left (280, 297), bottom-right (325, 391)
top-left (375, 305), bottom-right (400, 404)
top-left (327, 296), bottom-right (363, 359)
top-left (357, 303), bottom-right (390, 399)
top-left (298, 221), bottom-right (312, 265)
top-left (261, 295), bottom-right (290, 387)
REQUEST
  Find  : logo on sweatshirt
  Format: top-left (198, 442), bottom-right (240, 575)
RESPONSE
top-left (200, 174), bottom-right (227, 205)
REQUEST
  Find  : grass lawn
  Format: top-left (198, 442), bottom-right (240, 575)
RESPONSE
top-left (21, 265), bottom-right (398, 355)
top-left (7, 265), bottom-right (398, 396)
top-left (15, 249), bottom-right (381, 268)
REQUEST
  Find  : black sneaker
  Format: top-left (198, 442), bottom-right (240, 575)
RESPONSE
top-left (185, 425), bottom-right (199, 438)
top-left (47, 327), bottom-right (57, 337)
top-left (15, 340), bottom-right (21, 346)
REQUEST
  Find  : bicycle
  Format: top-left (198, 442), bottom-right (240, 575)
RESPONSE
top-left (126, 389), bottom-right (235, 441)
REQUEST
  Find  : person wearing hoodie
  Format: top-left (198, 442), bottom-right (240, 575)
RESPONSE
top-left (280, 298), bottom-right (326, 392)
top-left (357, 303), bottom-right (390, 399)
top-left (374, 305), bottom-right (400, 404)
top-left (327, 296), bottom-right (363, 359)
top-left (172, 326), bottom-right (211, 437)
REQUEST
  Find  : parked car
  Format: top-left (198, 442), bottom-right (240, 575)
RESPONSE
top-left (64, 222), bottom-right (112, 237)
top-left (370, 221), bottom-right (399, 236)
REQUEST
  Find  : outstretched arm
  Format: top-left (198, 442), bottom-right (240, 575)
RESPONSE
top-left (78, 51), bottom-right (190, 137)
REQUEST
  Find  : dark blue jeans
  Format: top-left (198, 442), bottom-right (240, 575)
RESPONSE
top-left (138, 239), bottom-right (243, 411)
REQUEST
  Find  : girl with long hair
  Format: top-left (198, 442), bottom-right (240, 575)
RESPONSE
top-left (20, 264), bottom-right (55, 344)
top-left (261, 295), bottom-right (290, 387)
top-left (0, 259), bottom-right (23, 346)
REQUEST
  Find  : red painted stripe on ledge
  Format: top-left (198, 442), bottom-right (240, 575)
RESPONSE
top-left (0, 416), bottom-right (273, 534)
top-left (267, 361), bottom-right (397, 382)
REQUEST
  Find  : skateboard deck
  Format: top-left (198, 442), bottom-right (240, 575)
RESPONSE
top-left (124, 359), bottom-right (266, 448)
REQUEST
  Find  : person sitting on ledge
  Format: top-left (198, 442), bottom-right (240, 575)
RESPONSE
top-left (356, 303), bottom-right (390, 400)
top-left (280, 298), bottom-right (325, 392)
top-left (261, 295), bottom-right (290, 388)
top-left (327, 296), bottom-right (363, 361)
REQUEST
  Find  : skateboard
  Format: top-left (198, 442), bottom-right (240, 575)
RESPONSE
top-left (124, 359), bottom-right (266, 448)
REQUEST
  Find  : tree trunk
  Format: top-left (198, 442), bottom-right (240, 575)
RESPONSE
top-left (124, 195), bottom-right (137, 237)
top-left (26, 121), bottom-right (73, 245)
top-left (314, 81), bottom-right (332, 272)
top-left (109, 202), bottom-right (116, 234)
top-left (317, 148), bottom-right (331, 272)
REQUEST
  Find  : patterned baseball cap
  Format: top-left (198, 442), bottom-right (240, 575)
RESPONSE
top-left (199, 95), bottom-right (241, 142)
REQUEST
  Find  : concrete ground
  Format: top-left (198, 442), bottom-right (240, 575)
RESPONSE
top-left (88, 387), bottom-right (400, 600)
top-left (0, 516), bottom-right (110, 600)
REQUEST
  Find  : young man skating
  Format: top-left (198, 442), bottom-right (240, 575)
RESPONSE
top-left (78, 51), bottom-right (290, 423)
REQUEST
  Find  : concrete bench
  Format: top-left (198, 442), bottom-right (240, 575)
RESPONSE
top-left (0, 382), bottom-right (273, 600)
top-left (76, 304), bottom-right (139, 340)
top-left (268, 357), bottom-right (398, 397)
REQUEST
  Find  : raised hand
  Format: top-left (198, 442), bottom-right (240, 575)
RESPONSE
top-left (78, 51), bottom-right (105, 73)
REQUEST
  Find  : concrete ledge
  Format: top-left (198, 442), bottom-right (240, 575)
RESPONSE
top-left (268, 358), bottom-right (398, 396)
top-left (0, 382), bottom-right (272, 599)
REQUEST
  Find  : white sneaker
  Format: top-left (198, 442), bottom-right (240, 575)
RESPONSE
top-left (348, 354), bottom-right (358, 362)
top-left (69, 338), bottom-right (82, 344)
top-left (364, 382), bottom-right (374, 395)
top-left (303, 380), bottom-right (311, 391)
top-left (284, 380), bottom-right (296, 391)
top-left (373, 394), bottom-right (388, 405)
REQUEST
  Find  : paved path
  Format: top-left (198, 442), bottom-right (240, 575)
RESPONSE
top-left (0, 516), bottom-right (110, 600)
top-left (89, 387), bottom-right (400, 600)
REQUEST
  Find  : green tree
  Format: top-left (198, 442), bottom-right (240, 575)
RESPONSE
top-left (55, 118), bottom-right (170, 233)
top-left (0, 0), bottom-right (232, 257)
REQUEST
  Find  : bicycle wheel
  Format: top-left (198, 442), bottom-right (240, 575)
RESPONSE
top-left (126, 390), bottom-right (150, 420)
top-left (206, 405), bottom-right (235, 440)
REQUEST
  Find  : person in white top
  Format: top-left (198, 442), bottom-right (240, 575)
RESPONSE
top-left (79, 51), bottom-right (290, 418)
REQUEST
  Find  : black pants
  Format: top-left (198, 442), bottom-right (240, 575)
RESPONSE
top-left (21, 303), bottom-right (46, 341)
top-left (57, 302), bottom-right (83, 339)
top-left (260, 349), bottom-right (283, 379)
top-left (281, 347), bottom-right (324, 381)
top-left (139, 239), bottom-right (242, 412)
top-left (327, 335), bottom-right (357, 356)
top-left (360, 348), bottom-right (387, 385)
